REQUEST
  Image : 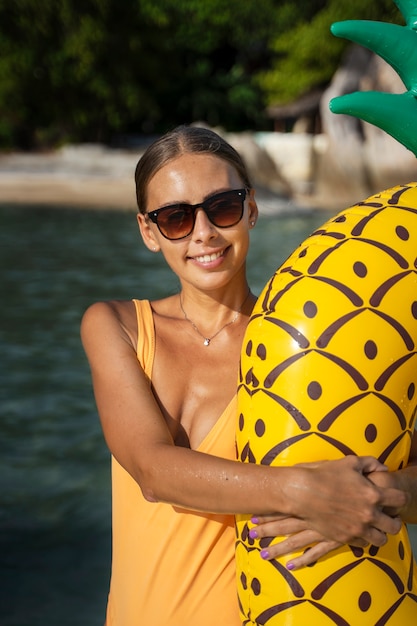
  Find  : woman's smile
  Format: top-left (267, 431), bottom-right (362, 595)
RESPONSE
top-left (189, 247), bottom-right (228, 266)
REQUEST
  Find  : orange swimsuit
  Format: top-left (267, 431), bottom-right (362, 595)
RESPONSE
top-left (105, 299), bottom-right (241, 626)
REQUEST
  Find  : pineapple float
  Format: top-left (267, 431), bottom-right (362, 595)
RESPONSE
top-left (236, 1), bottom-right (417, 623)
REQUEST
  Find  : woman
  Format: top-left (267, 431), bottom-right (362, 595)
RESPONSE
top-left (81, 125), bottom-right (409, 626)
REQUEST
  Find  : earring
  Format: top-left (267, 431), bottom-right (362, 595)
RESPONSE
top-left (250, 221), bottom-right (255, 226)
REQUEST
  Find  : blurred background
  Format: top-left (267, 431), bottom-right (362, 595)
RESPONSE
top-left (2, 0), bottom-right (417, 208)
top-left (2, 1), bottom-right (417, 624)
top-left (1, 0), bottom-right (399, 146)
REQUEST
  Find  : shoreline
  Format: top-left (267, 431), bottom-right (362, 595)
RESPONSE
top-left (0, 174), bottom-right (328, 215)
top-left (3, 136), bottom-right (417, 214)
top-left (0, 146), bottom-right (140, 211)
top-left (0, 145), bottom-right (353, 214)
top-left (0, 174), bottom-right (138, 211)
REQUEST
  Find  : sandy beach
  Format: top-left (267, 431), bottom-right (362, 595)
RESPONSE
top-left (0, 146), bottom-right (141, 211)
top-left (3, 135), bottom-right (417, 214)
top-left (0, 174), bottom-right (138, 210)
top-left (0, 144), bottom-right (312, 214)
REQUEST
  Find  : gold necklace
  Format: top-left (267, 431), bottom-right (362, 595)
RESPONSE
top-left (179, 290), bottom-right (251, 346)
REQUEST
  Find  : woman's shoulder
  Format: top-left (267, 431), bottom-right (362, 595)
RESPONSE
top-left (82, 298), bottom-right (136, 324)
top-left (80, 296), bottom-right (176, 349)
top-left (81, 299), bottom-right (140, 350)
top-left (81, 295), bottom-right (179, 338)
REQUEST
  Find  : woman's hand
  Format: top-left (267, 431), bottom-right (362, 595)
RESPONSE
top-left (368, 431), bottom-right (417, 522)
top-left (367, 470), bottom-right (401, 517)
top-left (249, 445), bottom-right (416, 571)
top-left (249, 514), bottom-right (343, 570)
top-left (285, 456), bottom-right (404, 546)
top-left (245, 455), bottom-right (405, 572)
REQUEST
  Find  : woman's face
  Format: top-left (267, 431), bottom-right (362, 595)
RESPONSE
top-left (138, 152), bottom-right (258, 293)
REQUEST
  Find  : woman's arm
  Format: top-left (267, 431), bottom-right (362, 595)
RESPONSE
top-left (81, 301), bottom-right (406, 547)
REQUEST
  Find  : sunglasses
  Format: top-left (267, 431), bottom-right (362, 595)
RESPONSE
top-left (146, 188), bottom-right (247, 240)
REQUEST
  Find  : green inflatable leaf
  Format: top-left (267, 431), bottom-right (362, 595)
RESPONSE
top-left (330, 21), bottom-right (417, 92)
top-left (330, 91), bottom-right (417, 155)
top-left (329, 0), bottom-right (417, 155)
top-left (394, 0), bottom-right (417, 29)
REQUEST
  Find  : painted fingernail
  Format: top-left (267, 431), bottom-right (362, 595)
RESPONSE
top-left (286, 562), bottom-right (295, 570)
top-left (249, 528), bottom-right (258, 539)
top-left (251, 517), bottom-right (259, 524)
top-left (260, 549), bottom-right (269, 559)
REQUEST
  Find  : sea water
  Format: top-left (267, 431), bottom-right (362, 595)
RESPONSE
top-left (1, 204), bottom-right (416, 626)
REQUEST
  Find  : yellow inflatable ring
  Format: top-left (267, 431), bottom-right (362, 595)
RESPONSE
top-left (236, 183), bottom-right (417, 625)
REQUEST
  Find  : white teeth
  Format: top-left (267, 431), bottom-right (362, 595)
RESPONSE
top-left (194, 251), bottom-right (223, 263)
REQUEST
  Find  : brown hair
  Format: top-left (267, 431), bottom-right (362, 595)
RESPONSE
top-left (134, 125), bottom-right (252, 214)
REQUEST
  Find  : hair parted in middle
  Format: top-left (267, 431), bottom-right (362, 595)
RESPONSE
top-left (134, 125), bottom-right (252, 214)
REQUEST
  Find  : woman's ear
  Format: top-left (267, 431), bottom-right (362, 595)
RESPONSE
top-left (247, 188), bottom-right (259, 228)
top-left (137, 213), bottom-right (160, 252)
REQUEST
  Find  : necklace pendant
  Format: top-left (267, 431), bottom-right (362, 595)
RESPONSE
top-left (180, 289), bottom-right (251, 347)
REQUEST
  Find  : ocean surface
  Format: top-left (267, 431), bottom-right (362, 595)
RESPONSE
top-left (1, 203), bottom-right (416, 626)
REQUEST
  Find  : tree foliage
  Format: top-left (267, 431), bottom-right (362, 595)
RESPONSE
top-left (258, 0), bottom-right (401, 104)
top-left (0, 0), bottom-right (403, 148)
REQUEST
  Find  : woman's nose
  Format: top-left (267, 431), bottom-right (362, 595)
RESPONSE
top-left (192, 208), bottom-right (217, 241)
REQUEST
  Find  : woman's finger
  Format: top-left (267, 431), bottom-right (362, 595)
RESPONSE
top-left (258, 534), bottom-right (342, 569)
top-left (250, 516), bottom-right (307, 540)
top-left (258, 530), bottom-right (323, 560)
top-left (284, 540), bottom-right (343, 570)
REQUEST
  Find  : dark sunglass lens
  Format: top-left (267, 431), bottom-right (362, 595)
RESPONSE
top-left (158, 207), bottom-right (194, 239)
top-left (207, 194), bottom-right (243, 227)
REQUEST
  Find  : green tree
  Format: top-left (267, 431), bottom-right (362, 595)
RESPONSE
top-left (0, 0), bottom-right (278, 148)
top-left (257, 0), bottom-right (401, 105)
top-left (0, 0), bottom-right (176, 146)
top-left (0, 0), bottom-right (404, 148)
